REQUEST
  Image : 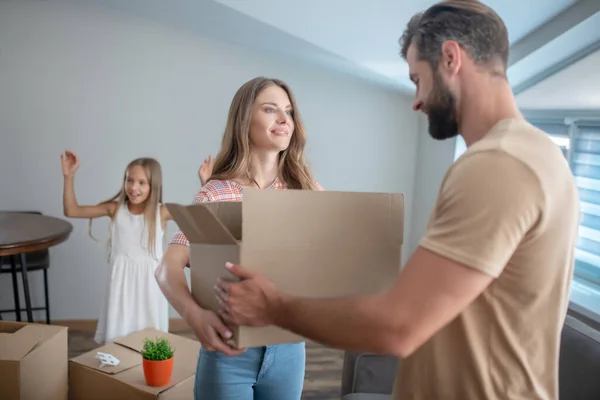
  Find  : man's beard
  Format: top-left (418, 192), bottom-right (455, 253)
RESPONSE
top-left (425, 74), bottom-right (459, 140)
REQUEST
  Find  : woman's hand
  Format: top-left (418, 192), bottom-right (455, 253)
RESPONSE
top-left (187, 307), bottom-right (245, 357)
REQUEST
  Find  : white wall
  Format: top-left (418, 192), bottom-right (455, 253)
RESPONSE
top-left (0, 1), bottom-right (419, 320)
top-left (407, 116), bottom-right (458, 254)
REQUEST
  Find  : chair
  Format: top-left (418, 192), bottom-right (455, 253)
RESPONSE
top-left (0, 211), bottom-right (51, 324)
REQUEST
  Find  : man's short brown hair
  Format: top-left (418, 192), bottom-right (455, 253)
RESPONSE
top-left (400, 0), bottom-right (509, 74)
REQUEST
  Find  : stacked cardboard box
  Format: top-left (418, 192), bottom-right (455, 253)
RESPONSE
top-left (69, 328), bottom-right (200, 399)
top-left (0, 321), bottom-right (68, 399)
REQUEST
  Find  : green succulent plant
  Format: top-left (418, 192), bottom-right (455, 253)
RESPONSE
top-left (140, 337), bottom-right (175, 361)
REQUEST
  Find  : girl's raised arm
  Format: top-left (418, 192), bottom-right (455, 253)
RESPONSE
top-left (61, 150), bottom-right (117, 219)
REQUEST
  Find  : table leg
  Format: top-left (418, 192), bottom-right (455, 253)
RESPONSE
top-left (19, 253), bottom-right (34, 323)
top-left (10, 255), bottom-right (21, 322)
top-left (43, 268), bottom-right (51, 324)
top-left (0, 258), bottom-right (3, 320)
top-left (0, 257), bottom-right (3, 320)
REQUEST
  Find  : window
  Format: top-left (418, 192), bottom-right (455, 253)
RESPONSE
top-left (550, 135), bottom-right (569, 157)
top-left (452, 118), bottom-right (600, 320)
top-left (454, 135), bottom-right (467, 161)
top-left (566, 121), bottom-right (600, 319)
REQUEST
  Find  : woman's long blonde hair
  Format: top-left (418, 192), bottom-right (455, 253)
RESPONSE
top-left (90, 157), bottom-right (163, 259)
top-left (209, 77), bottom-right (317, 190)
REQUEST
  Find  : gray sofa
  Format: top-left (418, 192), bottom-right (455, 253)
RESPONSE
top-left (340, 311), bottom-right (600, 399)
top-left (341, 351), bottom-right (398, 400)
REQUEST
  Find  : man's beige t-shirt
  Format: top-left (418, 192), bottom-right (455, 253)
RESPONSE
top-left (394, 119), bottom-right (580, 400)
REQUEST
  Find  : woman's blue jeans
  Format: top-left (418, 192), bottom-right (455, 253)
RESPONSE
top-left (193, 342), bottom-right (306, 400)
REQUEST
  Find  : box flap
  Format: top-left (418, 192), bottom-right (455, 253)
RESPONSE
top-left (115, 328), bottom-right (201, 366)
top-left (114, 360), bottom-right (196, 396)
top-left (159, 375), bottom-right (195, 399)
top-left (0, 324), bottom-right (43, 361)
top-left (110, 329), bottom-right (202, 395)
top-left (113, 329), bottom-right (152, 353)
top-left (69, 343), bottom-right (141, 374)
top-left (241, 189), bottom-right (404, 247)
top-left (0, 322), bottom-right (65, 361)
top-left (204, 201), bottom-right (242, 240)
top-left (166, 202), bottom-right (238, 244)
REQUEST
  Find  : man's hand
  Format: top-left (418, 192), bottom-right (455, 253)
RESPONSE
top-left (215, 262), bottom-right (284, 327)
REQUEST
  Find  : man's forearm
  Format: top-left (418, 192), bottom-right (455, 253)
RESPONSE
top-left (272, 294), bottom-right (405, 356)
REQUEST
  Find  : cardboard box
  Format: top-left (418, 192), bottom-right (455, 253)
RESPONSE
top-left (69, 328), bottom-right (200, 399)
top-left (167, 188), bottom-right (404, 348)
top-left (0, 321), bottom-right (68, 400)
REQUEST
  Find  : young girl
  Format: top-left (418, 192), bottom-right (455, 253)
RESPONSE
top-left (61, 152), bottom-right (214, 344)
top-left (155, 77), bottom-right (323, 400)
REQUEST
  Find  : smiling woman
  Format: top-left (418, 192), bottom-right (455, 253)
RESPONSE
top-left (208, 77), bottom-right (320, 191)
top-left (155, 76), bottom-right (324, 400)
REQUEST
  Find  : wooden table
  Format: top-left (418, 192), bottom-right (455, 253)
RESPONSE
top-left (0, 212), bottom-right (73, 322)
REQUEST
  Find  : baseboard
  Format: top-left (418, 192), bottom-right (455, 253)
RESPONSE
top-left (37, 318), bottom-right (190, 333)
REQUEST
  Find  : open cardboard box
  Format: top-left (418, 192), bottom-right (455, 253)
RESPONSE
top-left (69, 328), bottom-right (200, 399)
top-left (167, 188), bottom-right (404, 348)
top-left (0, 321), bottom-right (68, 400)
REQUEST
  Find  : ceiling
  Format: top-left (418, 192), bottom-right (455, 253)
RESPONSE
top-left (61, 0), bottom-right (600, 109)
top-left (515, 47), bottom-right (600, 109)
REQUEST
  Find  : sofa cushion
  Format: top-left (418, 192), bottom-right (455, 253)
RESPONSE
top-left (559, 315), bottom-right (600, 399)
top-left (342, 394), bottom-right (391, 400)
top-left (341, 352), bottom-right (398, 396)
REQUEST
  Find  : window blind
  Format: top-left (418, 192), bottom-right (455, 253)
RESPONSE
top-left (453, 118), bottom-right (600, 317)
top-left (571, 122), bottom-right (600, 289)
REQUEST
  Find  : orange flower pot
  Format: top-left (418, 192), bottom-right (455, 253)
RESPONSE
top-left (143, 357), bottom-right (174, 387)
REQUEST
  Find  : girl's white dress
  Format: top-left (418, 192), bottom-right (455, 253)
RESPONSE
top-left (94, 204), bottom-right (170, 344)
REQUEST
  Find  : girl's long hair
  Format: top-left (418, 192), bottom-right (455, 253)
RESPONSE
top-left (209, 77), bottom-right (317, 190)
top-left (89, 157), bottom-right (163, 259)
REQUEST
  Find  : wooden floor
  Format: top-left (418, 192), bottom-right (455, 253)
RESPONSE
top-left (68, 328), bottom-right (345, 400)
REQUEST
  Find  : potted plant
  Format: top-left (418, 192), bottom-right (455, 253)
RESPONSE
top-left (140, 336), bottom-right (175, 387)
